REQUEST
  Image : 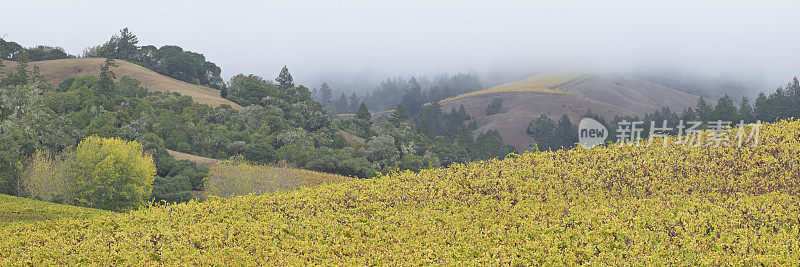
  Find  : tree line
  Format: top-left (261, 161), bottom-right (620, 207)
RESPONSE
top-left (311, 73), bottom-right (483, 114)
top-left (528, 77), bottom-right (800, 150)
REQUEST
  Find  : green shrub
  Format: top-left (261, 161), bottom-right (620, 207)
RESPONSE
top-left (70, 136), bottom-right (156, 212)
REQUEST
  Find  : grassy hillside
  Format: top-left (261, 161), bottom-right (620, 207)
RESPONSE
top-left (1, 58), bottom-right (243, 110)
top-left (0, 194), bottom-right (113, 227)
top-left (441, 71), bottom-right (584, 103)
top-left (439, 72), bottom-right (702, 152)
top-left (1, 119), bottom-right (798, 264)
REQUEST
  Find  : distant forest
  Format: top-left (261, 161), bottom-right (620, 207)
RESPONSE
top-left (310, 73), bottom-right (483, 115)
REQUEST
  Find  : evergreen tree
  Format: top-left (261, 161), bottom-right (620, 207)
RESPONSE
top-left (348, 92), bottom-right (360, 113)
top-left (276, 66), bottom-right (294, 89)
top-left (555, 114), bottom-right (577, 149)
top-left (485, 97), bottom-right (504, 115)
top-left (116, 28), bottom-right (139, 61)
top-left (712, 95), bottom-right (738, 121)
top-left (738, 97), bottom-right (755, 123)
top-left (356, 102), bottom-right (371, 121)
top-left (390, 104), bottom-right (409, 123)
top-left (696, 97), bottom-right (713, 121)
top-left (401, 77), bottom-right (424, 117)
top-left (98, 58), bottom-right (118, 96)
top-left (334, 93), bottom-right (349, 114)
top-left (527, 114), bottom-right (558, 151)
top-left (681, 107), bottom-right (697, 121)
top-left (417, 101), bottom-right (443, 137)
top-left (458, 105), bottom-right (469, 121)
top-left (753, 92), bottom-right (771, 122)
top-left (319, 82), bottom-right (333, 110)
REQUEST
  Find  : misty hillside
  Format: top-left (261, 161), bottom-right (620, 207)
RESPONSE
top-left (439, 72), bottom-right (703, 151)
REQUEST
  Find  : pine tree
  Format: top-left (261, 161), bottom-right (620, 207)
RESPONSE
top-left (527, 114), bottom-right (558, 151)
top-left (401, 77), bottom-right (424, 117)
top-left (712, 95), bottom-right (738, 121)
top-left (348, 92), bottom-right (360, 113)
top-left (390, 104), bottom-right (409, 123)
top-left (116, 28), bottom-right (139, 61)
top-left (555, 114), bottom-right (577, 149)
top-left (276, 66), bottom-right (294, 89)
top-left (356, 102), bottom-right (371, 121)
top-left (738, 97), bottom-right (754, 123)
top-left (753, 92), bottom-right (770, 122)
top-left (98, 57), bottom-right (118, 96)
top-left (334, 93), bottom-right (348, 114)
top-left (319, 82), bottom-right (333, 110)
top-left (696, 97), bottom-right (713, 121)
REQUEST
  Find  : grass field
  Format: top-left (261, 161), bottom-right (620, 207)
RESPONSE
top-left (167, 149), bottom-right (214, 166)
top-left (439, 72), bottom-right (587, 103)
top-left (167, 150), bottom-right (353, 197)
top-left (1, 58), bottom-right (243, 110)
top-left (1, 119), bottom-right (798, 264)
top-left (0, 194), bottom-right (113, 227)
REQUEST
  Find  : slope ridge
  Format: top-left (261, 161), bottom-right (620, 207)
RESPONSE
top-left (2, 58), bottom-right (243, 110)
top-left (440, 72), bottom-right (703, 151)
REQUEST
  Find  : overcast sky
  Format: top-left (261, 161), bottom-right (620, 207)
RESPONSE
top-left (3, 0), bottom-right (799, 91)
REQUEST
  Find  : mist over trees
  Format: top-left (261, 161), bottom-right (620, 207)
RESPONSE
top-left (528, 77), bottom-right (800, 151)
top-left (311, 72), bottom-right (482, 114)
top-left (634, 68), bottom-right (762, 99)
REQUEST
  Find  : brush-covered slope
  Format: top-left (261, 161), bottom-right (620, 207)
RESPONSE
top-left (440, 72), bottom-right (702, 151)
top-left (1, 58), bottom-right (243, 110)
top-left (1, 120), bottom-right (798, 265)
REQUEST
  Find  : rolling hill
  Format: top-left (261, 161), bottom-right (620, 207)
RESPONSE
top-left (0, 119), bottom-right (796, 264)
top-left (1, 58), bottom-right (243, 110)
top-left (439, 72), bottom-right (703, 152)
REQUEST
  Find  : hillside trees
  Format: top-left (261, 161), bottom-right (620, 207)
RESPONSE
top-left (86, 28), bottom-right (224, 89)
top-left (0, 38), bottom-right (73, 61)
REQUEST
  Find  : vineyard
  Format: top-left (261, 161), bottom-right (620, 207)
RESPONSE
top-left (439, 72), bottom-right (586, 103)
top-left (205, 160), bottom-right (353, 198)
top-left (0, 195), bottom-right (112, 227)
top-left (1, 120), bottom-right (799, 264)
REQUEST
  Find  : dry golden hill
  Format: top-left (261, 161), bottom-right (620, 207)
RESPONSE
top-left (2, 58), bottom-right (243, 110)
top-left (440, 72), bottom-right (702, 152)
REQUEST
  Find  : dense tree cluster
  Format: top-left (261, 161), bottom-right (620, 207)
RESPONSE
top-left (0, 38), bottom-right (74, 62)
top-left (84, 28), bottom-right (224, 89)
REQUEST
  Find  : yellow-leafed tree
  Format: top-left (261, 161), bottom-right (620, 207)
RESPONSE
top-left (70, 136), bottom-right (156, 212)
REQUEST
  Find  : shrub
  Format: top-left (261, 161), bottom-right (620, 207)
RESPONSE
top-left (485, 97), bottom-right (504, 115)
top-left (20, 150), bottom-right (71, 203)
top-left (69, 136), bottom-right (156, 212)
